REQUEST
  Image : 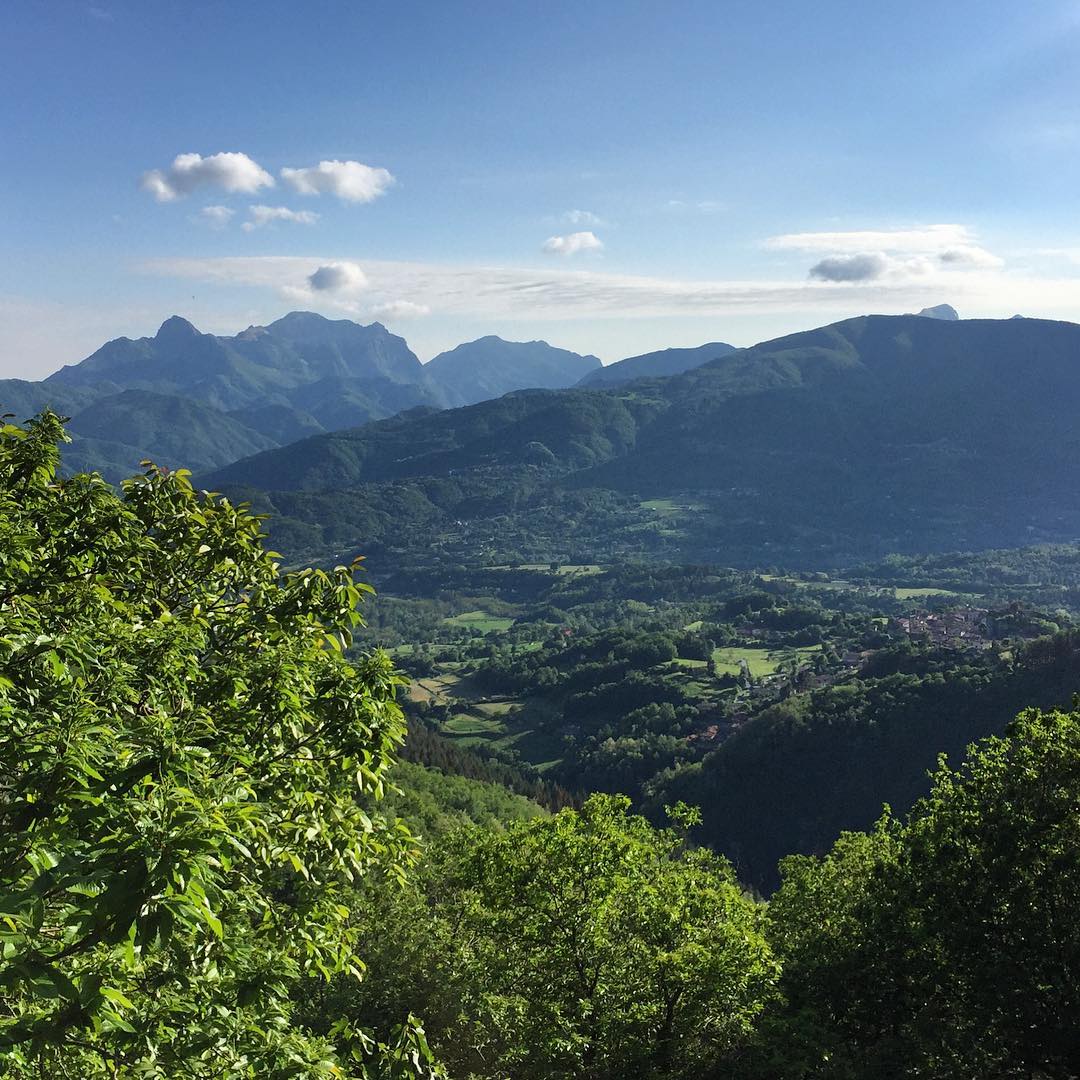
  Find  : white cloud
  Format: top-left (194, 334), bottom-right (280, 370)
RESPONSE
top-left (370, 300), bottom-right (431, 319)
top-left (139, 221), bottom-right (1080, 326)
top-left (242, 205), bottom-right (319, 231)
top-left (308, 262), bottom-right (368, 293)
top-left (766, 224), bottom-right (975, 254)
top-left (938, 245), bottom-right (1005, 269)
top-left (280, 159), bottom-right (395, 203)
top-left (140, 152), bottom-right (274, 202)
top-left (198, 205), bottom-right (234, 228)
top-left (542, 231), bottom-right (604, 256)
top-left (274, 261), bottom-right (371, 313)
top-left (562, 209), bottom-right (605, 226)
top-left (769, 224), bottom-right (1003, 283)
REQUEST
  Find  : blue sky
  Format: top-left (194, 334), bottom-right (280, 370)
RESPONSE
top-left (5, 0), bottom-right (1080, 376)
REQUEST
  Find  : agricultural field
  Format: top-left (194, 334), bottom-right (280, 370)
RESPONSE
top-left (405, 671), bottom-right (463, 704)
top-left (639, 498), bottom-right (705, 516)
top-left (711, 644), bottom-right (823, 678)
top-left (443, 609), bottom-right (516, 632)
top-left (891, 587), bottom-right (962, 600)
top-left (508, 563), bottom-right (604, 577)
top-left (440, 700), bottom-right (563, 771)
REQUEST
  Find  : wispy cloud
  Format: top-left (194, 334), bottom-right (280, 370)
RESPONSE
top-left (263, 261), bottom-right (428, 321)
top-left (938, 245), bottom-right (1003, 269)
top-left (280, 159), bottom-right (395, 203)
top-left (138, 219), bottom-right (1080, 326)
top-left (561, 209), bottom-right (606, 227)
top-left (766, 224), bottom-right (975, 254)
top-left (242, 205), bottom-right (319, 231)
top-left (542, 231), bottom-right (604, 256)
top-left (140, 152), bottom-right (274, 202)
top-left (142, 253), bottom-right (971, 320)
top-left (666, 199), bottom-right (725, 214)
top-left (371, 299), bottom-right (431, 320)
top-left (197, 205), bottom-right (235, 229)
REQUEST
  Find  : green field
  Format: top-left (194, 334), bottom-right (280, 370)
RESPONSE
top-left (761, 575), bottom-right (967, 604)
top-left (438, 702), bottom-right (564, 771)
top-left (511, 563), bottom-right (604, 577)
top-left (892, 587), bottom-right (961, 600)
top-left (444, 713), bottom-right (506, 737)
top-left (473, 700), bottom-right (518, 716)
top-left (711, 644), bottom-right (822, 677)
top-left (640, 498), bottom-right (703, 516)
top-left (443, 610), bottom-right (516, 632)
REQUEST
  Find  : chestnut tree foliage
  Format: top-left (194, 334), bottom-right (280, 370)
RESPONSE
top-left (763, 706), bottom-right (1080, 1079)
top-left (321, 795), bottom-right (778, 1080)
top-left (0, 413), bottom-right (436, 1078)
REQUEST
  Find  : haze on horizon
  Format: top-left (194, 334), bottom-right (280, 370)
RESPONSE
top-left (5, 0), bottom-right (1080, 378)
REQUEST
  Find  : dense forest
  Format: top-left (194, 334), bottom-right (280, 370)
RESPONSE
top-left (2, 412), bottom-right (1079, 1077)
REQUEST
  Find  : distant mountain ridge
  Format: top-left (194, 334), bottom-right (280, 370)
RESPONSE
top-left (577, 341), bottom-right (737, 387)
top-left (426, 336), bottom-right (601, 406)
top-left (910, 303), bottom-right (960, 321)
top-left (204, 313), bottom-right (1080, 567)
top-left (2, 313), bottom-right (607, 480)
top-left (47, 312), bottom-right (434, 413)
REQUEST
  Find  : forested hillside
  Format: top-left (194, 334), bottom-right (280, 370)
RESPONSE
top-left (4, 312), bottom-right (442, 480)
top-left (346, 548), bottom-right (1080, 891)
top-left (207, 314), bottom-right (1080, 568)
top-left (655, 629), bottom-right (1080, 888)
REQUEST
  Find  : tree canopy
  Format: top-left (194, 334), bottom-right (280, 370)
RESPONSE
top-left (763, 705), bottom-right (1080, 1078)
top-left (0, 413), bottom-right (433, 1077)
top-left (324, 795), bottom-right (777, 1080)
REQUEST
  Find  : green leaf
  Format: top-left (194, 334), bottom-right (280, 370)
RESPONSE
top-left (99, 986), bottom-right (134, 1011)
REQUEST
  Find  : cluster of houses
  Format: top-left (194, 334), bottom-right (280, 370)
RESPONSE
top-left (894, 607), bottom-right (991, 649)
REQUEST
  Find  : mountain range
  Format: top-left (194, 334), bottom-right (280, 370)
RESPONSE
top-left (0, 313), bottom-right (605, 480)
top-left (202, 312), bottom-right (1080, 568)
top-left (576, 341), bottom-right (736, 387)
top-left (426, 336), bottom-right (600, 405)
top-left (11, 303), bottom-right (1078, 571)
